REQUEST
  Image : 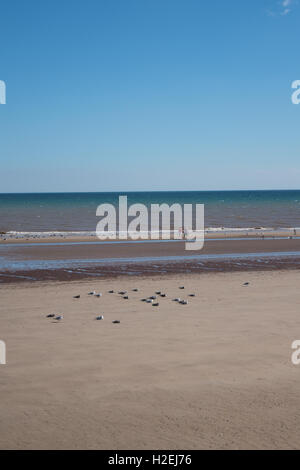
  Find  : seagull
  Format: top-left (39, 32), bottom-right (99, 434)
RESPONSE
top-left (173, 298), bottom-right (181, 302)
top-left (55, 315), bottom-right (63, 321)
top-left (146, 299), bottom-right (153, 303)
top-left (96, 315), bottom-right (104, 320)
top-left (179, 300), bottom-right (188, 305)
top-left (94, 293), bottom-right (102, 298)
top-left (149, 295), bottom-right (157, 300)
top-left (88, 291), bottom-right (96, 295)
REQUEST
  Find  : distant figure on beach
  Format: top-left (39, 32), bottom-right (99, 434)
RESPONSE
top-left (178, 227), bottom-right (187, 240)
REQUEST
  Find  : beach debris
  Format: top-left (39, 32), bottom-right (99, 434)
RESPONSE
top-left (46, 314), bottom-right (55, 318)
top-left (96, 315), bottom-right (104, 320)
top-left (243, 282), bottom-right (250, 286)
top-left (152, 303), bottom-right (159, 307)
top-left (73, 295), bottom-right (80, 299)
top-left (88, 291), bottom-right (96, 295)
top-left (123, 296), bottom-right (129, 299)
top-left (179, 286), bottom-right (185, 289)
top-left (108, 290), bottom-right (114, 293)
top-left (132, 288), bottom-right (139, 292)
top-left (55, 315), bottom-right (63, 321)
top-left (112, 320), bottom-right (120, 324)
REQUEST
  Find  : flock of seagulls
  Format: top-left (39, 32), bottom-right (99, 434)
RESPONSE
top-left (45, 282), bottom-right (251, 323)
top-left (45, 285), bottom-right (196, 324)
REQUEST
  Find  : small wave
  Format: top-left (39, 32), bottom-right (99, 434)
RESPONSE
top-left (1, 227), bottom-right (300, 240)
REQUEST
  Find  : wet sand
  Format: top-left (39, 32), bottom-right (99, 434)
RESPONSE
top-left (2, 237), bottom-right (300, 260)
top-left (1, 270), bottom-right (300, 449)
top-left (1, 237), bottom-right (300, 282)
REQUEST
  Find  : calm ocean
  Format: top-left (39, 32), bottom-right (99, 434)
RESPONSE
top-left (0, 190), bottom-right (300, 232)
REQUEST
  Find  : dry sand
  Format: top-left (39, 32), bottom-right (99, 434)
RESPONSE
top-left (1, 270), bottom-right (300, 449)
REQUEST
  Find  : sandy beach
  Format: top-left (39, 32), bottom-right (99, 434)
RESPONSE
top-left (1, 269), bottom-right (300, 449)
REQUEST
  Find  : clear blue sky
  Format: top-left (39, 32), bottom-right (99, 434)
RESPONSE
top-left (0, 0), bottom-right (300, 192)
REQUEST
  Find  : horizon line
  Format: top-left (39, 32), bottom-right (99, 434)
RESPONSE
top-left (0, 188), bottom-right (300, 195)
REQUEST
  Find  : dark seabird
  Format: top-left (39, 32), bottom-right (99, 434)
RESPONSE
top-left (149, 295), bottom-right (157, 300)
top-left (243, 282), bottom-right (250, 286)
top-left (160, 293), bottom-right (166, 297)
top-left (123, 296), bottom-right (129, 299)
top-left (155, 291), bottom-right (161, 295)
top-left (112, 320), bottom-right (121, 324)
top-left (118, 291), bottom-right (127, 295)
top-left (179, 286), bottom-right (185, 290)
top-left (46, 314), bottom-right (55, 318)
top-left (180, 300), bottom-right (188, 305)
top-left (152, 303), bottom-right (159, 307)
top-left (73, 295), bottom-right (80, 299)
top-left (108, 290), bottom-right (114, 293)
top-left (141, 298), bottom-right (147, 302)
top-left (132, 288), bottom-right (139, 292)
top-left (189, 294), bottom-right (195, 297)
